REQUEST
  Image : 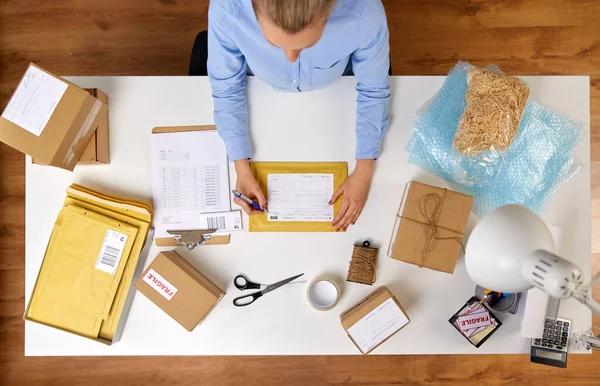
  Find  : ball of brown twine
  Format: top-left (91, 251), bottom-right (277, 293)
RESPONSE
top-left (347, 241), bottom-right (378, 285)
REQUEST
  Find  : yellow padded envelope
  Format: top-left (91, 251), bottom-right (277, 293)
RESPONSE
top-left (249, 162), bottom-right (348, 232)
top-left (26, 184), bottom-right (152, 342)
top-left (68, 183), bottom-right (153, 216)
top-left (63, 197), bottom-right (150, 340)
top-left (34, 205), bottom-right (138, 320)
top-left (64, 184), bottom-right (152, 340)
top-left (27, 214), bottom-right (103, 338)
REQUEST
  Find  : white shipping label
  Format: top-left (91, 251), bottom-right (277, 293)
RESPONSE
top-left (267, 173), bottom-right (334, 222)
top-left (1, 66), bottom-right (68, 136)
top-left (198, 210), bottom-right (242, 232)
top-left (95, 229), bottom-right (128, 275)
top-left (143, 268), bottom-right (179, 301)
top-left (347, 298), bottom-right (409, 353)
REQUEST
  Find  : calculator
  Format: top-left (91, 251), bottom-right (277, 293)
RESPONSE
top-left (530, 317), bottom-right (571, 368)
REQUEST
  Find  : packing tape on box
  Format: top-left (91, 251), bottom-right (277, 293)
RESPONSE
top-left (62, 99), bottom-right (103, 167)
top-left (306, 276), bottom-right (341, 311)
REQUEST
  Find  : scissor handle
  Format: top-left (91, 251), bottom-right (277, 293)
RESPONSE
top-left (234, 275), bottom-right (261, 291)
top-left (233, 291), bottom-right (263, 307)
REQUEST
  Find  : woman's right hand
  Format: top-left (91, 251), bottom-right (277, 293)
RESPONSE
top-left (234, 159), bottom-right (267, 215)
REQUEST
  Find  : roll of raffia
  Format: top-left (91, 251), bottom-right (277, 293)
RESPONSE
top-left (347, 240), bottom-right (378, 285)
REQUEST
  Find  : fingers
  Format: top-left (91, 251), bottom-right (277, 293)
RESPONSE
top-left (254, 188), bottom-right (268, 211)
top-left (235, 196), bottom-right (268, 216)
top-left (351, 206), bottom-right (364, 225)
top-left (331, 200), bottom-right (350, 228)
top-left (332, 194), bottom-right (364, 231)
top-left (329, 182), bottom-right (345, 205)
top-left (337, 206), bottom-right (359, 232)
top-left (234, 197), bottom-right (253, 215)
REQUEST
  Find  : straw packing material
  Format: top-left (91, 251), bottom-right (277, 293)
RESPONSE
top-left (454, 68), bottom-right (530, 156)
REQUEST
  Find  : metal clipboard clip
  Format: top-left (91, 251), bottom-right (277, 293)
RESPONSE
top-left (167, 229), bottom-right (218, 250)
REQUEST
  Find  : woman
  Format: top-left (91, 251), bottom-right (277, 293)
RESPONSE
top-left (208, 0), bottom-right (390, 231)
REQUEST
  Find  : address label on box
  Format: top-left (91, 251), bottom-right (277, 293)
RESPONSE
top-left (143, 268), bottom-right (178, 301)
top-left (347, 298), bottom-right (409, 353)
top-left (2, 65), bottom-right (68, 136)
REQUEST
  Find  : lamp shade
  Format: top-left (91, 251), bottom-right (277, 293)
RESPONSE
top-left (465, 205), bottom-right (555, 293)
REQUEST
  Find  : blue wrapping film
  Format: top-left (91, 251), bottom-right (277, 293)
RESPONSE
top-left (405, 61), bottom-right (583, 216)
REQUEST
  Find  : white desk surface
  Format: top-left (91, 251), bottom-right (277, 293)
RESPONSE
top-left (25, 75), bottom-right (591, 356)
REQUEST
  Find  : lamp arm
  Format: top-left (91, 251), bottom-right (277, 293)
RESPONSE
top-left (572, 272), bottom-right (600, 315)
top-left (582, 297), bottom-right (600, 315)
top-left (587, 272), bottom-right (600, 288)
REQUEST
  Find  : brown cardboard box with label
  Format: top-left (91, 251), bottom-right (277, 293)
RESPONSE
top-left (77, 88), bottom-right (109, 164)
top-left (0, 63), bottom-right (107, 171)
top-left (33, 88), bottom-right (110, 165)
top-left (387, 181), bottom-right (473, 273)
top-left (341, 287), bottom-right (410, 354)
top-left (135, 251), bottom-right (225, 332)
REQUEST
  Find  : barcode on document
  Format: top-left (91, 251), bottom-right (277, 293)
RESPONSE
top-left (207, 216), bottom-right (226, 230)
top-left (95, 229), bottom-right (127, 275)
top-left (100, 246), bottom-right (120, 268)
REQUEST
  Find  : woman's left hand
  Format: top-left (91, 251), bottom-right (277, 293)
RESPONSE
top-left (330, 159), bottom-right (374, 231)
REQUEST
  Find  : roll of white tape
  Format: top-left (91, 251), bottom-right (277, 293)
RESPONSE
top-left (307, 276), bottom-right (341, 311)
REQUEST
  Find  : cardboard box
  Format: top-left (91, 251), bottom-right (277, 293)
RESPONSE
top-left (135, 251), bottom-right (225, 331)
top-left (32, 88), bottom-right (110, 165)
top-left (387, 181), bottom-right (473, 273)
top-left (0, 63), bottom-right (107, 171)
top-left (78, 88), bottom-right (109, 164)
top-left (341, 287), bottom-right (410, 354)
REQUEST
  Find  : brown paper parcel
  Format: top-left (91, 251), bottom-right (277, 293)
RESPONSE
top-left (388, 181), bottom-right (473, 274)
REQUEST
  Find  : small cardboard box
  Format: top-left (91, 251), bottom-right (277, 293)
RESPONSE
top-left (387, 181), bottom-right (473, 273)
top-left (341, 287), bottom-right (410, 354)
top-left (135, 251), bottom-right (225, 331)
top-left (77, 88), bottom-right (109, 164)
top-left (0, 63), bottom-right (107, 171)
top-left (33, 88), bottom-right (110, 165)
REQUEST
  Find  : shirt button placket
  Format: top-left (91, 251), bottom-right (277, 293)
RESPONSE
top-left (291, 60), bottom-right (300, 92)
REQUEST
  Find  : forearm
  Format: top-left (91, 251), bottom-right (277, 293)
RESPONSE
top-left (354, 159), bottom-right (375, 179)
top-left (355, 93), bottom-right (390, 159)
top-left (234, 158), bottom-right (252, 175)
top-left (208, 0), bottom-right (251, 161)
top-left (213, 91), bottom-right (252, 161)
top-left (352, 0), bottom-right (391, 160)
top-left (353, 45), bottom-right (390, 159)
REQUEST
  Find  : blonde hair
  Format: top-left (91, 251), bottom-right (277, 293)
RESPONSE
top-left (253, 0), bottom-right (336, 34)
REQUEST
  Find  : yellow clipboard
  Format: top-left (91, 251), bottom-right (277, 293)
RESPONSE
top-left (249, 162), bottom-right (348, 232)
top-left (151, 126), bottom-right (230, 246)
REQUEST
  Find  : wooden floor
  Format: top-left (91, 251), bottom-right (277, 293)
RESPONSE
top-left (1, 0), bottom-right (599, 384)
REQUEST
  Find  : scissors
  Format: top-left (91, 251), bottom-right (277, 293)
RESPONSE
top-left (233, 273), bottom-right (304, 307)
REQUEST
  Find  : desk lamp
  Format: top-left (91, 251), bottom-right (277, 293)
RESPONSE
top-left (465, 205), bottom-right (600, 315)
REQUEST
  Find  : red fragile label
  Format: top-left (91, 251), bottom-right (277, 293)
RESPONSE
top-left (457, 313), bottom-right (493, 331)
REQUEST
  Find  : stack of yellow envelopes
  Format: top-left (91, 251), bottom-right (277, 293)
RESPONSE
top-left (26, 184), bottom-right (152, 343)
